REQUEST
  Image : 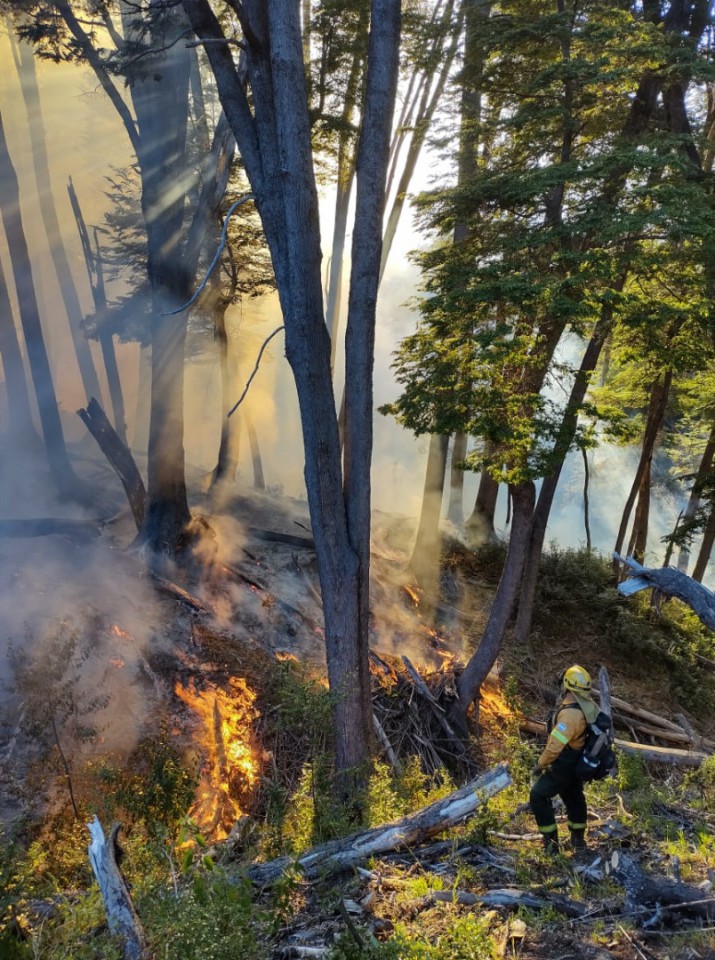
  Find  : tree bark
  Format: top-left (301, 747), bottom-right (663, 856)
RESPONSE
top-left (77, 398), bottom-right (146, 529)
top-left (466, 467), bottom-right (499, 543)
top-left (183, 0), bottom-right (401, 791)
top-left (447, 432), bottom-right (467, 524)
top-left (616, 552), bottom-right (715, 629)
top-left (0, 106), bottom-right (78, 495)
top-left (614, 372), bottom-right (672, 569)
top-left (692, 504), bottom-right (715, 582)
top-left (245, 410), bottom-right (265, 490)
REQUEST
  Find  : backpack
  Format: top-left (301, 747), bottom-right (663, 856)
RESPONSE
top-left (574, 709), bottom-right (617, 782)
top-left (547, 703), bottom-right (617, 782)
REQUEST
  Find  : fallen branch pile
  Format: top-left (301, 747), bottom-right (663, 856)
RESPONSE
top-left (369, 652), bottom-right (475, 777)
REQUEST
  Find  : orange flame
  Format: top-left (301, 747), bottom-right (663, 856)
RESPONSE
top-left (110, 624), bottom-right (133, 641)
top-left (175, 677), bottom-right (260, 840)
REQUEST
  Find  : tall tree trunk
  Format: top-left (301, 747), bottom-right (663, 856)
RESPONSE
top-left (123, 3), bottom-right (193, 558)
top-left (677, 419), bottom-right (715, 572)
top-left (0, 107), bottom-right (78, 495)
top-left (692, 504), bottom-right (715, 583)
top-left (0, 255), bottom-right (38, 446)
top-left (410, 433), bottom-right (449, 599)
top-left (12, 35), bottom-right (103, 404)
top-left (447, 432), bottom-right (467, 524)
top-left (513, 305), bottom-right (614, 645)
top-left (183, 0), bottom-right (401, 792)
top-left (66, 178), bottom-right (128, 444)
top-left (627, 466), bottom-right (652, 564)
top-left (456, 481), bottom-right (536, 721)
top-left (211, 299), bottom-right (241, 487)
top-left (614, 371), bottom-right (672, 569)
top-left (466, 467), bottom-right (499, 542)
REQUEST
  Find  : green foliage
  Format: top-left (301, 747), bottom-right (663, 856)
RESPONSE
top-left (139, 868), bottom-right (264, 960)
top-left (684, 754), bottom-right (715, 808)
top-left (330, 913), bottom-right (498, 959)
top-left (85, 729), bottom-right (198, 834)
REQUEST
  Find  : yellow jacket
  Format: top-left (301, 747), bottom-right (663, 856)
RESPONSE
top-left (538, 695), bottom-right (588, 769)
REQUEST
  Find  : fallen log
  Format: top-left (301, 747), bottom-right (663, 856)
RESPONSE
top-left (150, 573), bottom-right (211, 614)
top-left (77, 398), bottom-right (146, 530)
top-left (519, 719), bottom-right (709, 767)
top-left (617, 852), bottom-right (715, 920)
top-left (87, 818), bottom-right (149, 960)
top-left (246, 527), bottom-right (315, 549)
top-left (247, 763), bottom-right (512, 886)
top-left (614, 553), bottom-right (715, 633)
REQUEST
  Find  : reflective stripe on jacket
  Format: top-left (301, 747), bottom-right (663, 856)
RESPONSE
top-left (538, 696), bottom-right (587, 768)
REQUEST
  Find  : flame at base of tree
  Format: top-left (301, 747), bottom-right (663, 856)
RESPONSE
top-left (175, 676), bottom-right (260, 840)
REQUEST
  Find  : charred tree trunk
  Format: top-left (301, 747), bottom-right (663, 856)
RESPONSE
top-left (614, 371), bottom-right (672, 571)
top-left (77, 398), bottom-right (146, 529)
top-left (0, 107), bottom-right (78, 496)
top-left (627, 465), bottom-right (651, 563)
top-left (457, 481), bottom-right (535, 723)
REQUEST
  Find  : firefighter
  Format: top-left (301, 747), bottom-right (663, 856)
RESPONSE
top-left (529, 664), bottom-right (600, 854)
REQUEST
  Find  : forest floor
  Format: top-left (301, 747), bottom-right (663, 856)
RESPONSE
top-left (2, 474), bottom-right (715, 959)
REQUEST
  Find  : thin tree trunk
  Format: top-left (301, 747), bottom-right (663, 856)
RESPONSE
top-left (692, 504), bottom-right (715, 583)
top-left (12, 35), bottom-right (103, 404)
top-left (466, 467), bottom-right (499, 542)
top-left (67, 178), bottom-right (128, 444)
top-left (456, 481), bottom-right (536, 723)
top-left (0, 107), bottom-right (78, 495)
top-left (211, 299), bottom-right (241, 487)
top-left (582, 446), bottom-right (592, 552)
top-left (0, 255), bottom-right (38, 445)
top-left (447, 432), bottom-right (467, 524)
top-left (410, 433), bottom-right (449, 598)
top-left (614, 371), bottom-right (672, 569)
top-left (677, 419), bottom-right (715, 572)
top-left (246, 409), bottom-right (265, 490)
top-left (627, 465), bottom-right (651, 563)
top-left (513, 307), bottom-right (613, 645)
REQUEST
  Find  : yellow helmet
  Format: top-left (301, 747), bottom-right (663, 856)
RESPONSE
top-left (562, 665), bottom-right (592, 693)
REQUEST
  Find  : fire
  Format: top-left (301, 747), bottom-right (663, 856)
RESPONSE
top-left (175, 676), bottom-right (260, 840)
top-left (110, 624), bottom-right (133, 641)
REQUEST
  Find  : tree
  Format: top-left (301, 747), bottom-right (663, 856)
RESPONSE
top-left (16, 0), bottom-right (236, 560)
top-left (385, 0), bottom-right (715, 723)
top-left (0, 106), bottom-right (79, 495)
top-left (182, 0), bottom-right (401, 790)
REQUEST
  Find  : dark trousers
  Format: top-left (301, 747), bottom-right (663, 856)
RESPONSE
top-left (530, 755), bottom-right (587, 835)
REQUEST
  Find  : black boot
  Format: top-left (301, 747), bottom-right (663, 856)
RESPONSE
top-left (569, 828), bottom-right (587, 853)
top-left (542, 831), bottom-right (559, 855)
